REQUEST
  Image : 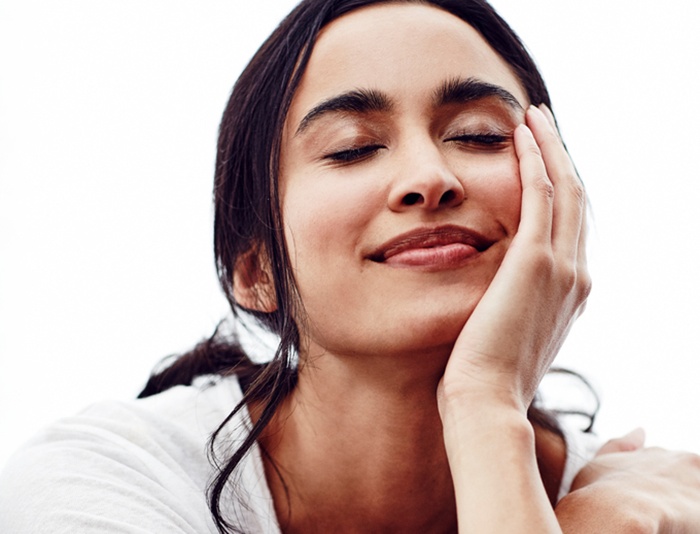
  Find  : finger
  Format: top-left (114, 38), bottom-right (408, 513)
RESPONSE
top-left (574, 207), bottom-right (591, 318)
top-left (513, 123), bottom-right (553, 245)
top-left (538, 103), bottom-right (561, 140)
top-left (596, 428), bottom-right (646, 456)
top-left (539, 105), bottom-right (592, 309)
top-left (578, 198), bottom-right (589, 268)
top-left (536, 105), bottom-right (591, 309)
top-left (526, 105), bottom-right (585, 255)
top-left (574, 198), bottom-right (588, 277)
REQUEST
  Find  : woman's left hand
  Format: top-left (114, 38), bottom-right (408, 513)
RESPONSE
top-left (439, 104), bottom-right (591, 418)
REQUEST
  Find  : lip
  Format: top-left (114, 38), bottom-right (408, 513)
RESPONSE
top-left (367, 225), bottom-right (495, 268)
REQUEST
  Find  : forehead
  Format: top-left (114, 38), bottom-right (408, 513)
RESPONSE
top-left (287, 2), bottom-right (528, 127)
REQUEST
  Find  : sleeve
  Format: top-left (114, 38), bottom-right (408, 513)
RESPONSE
top-left (556, 423), bottom-right (603, 503)
top-left (0, 405), bottom-right (220, 534)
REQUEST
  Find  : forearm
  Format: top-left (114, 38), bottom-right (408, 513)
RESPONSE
top-left (442, 397), bottom-right (562, 534)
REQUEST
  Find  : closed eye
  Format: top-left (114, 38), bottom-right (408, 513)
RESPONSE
top-left (323, 144), bottom-right (386, 164)
top-left (445, 133), bottom-right (509, 149)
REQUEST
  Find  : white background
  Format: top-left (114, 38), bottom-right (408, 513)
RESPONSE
top-left (2, 1), bottom-right (700, 468)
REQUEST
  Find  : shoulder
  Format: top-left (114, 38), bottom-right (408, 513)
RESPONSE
top-left (0, 376), bottom-right (275, 533)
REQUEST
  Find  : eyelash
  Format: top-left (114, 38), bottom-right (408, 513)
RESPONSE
top-left (324, 144), bottom-right (385, 164)
top-left (444, 133), bottom-right (509, 148)
top-left (323, 133), bottom-right (508, 164)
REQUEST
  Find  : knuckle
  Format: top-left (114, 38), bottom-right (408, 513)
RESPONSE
top-left (531, 248), bottom-right (555, 273)
top-left (568, 179), bottom-right (586, 206)
top-left (577, 271), bottom-right (593, 300)
top-left (535, 177), bottom-right (554, 200)
top-left (524, 142), bottom-right (542, 157)
top-left (554, 262), bottom-right (591, 306)
top-left (558, 264), bottom-right (577, 291)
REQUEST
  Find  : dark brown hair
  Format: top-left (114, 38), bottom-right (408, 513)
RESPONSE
top-left (139, 1), bottom-right (591, 532)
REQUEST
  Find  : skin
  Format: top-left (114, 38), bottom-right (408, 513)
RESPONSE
top-left (279, 8), bottom-right (525, 364)
top-left (235, 3), bottom-right (700, 533)
top-left (240, 4), bottom-right (577, 532)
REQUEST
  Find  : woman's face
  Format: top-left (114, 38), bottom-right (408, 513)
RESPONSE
top-left (278, 3), bottom-right (529, 359)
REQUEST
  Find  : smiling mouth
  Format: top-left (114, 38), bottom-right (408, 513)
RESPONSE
top-left (368, 225), bottom-right (494, 268)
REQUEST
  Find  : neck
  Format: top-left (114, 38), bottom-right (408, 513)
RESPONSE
top-left (258, 346), bottom-right (458, 533)
top-left (254, 345), bottom-right (566, 532)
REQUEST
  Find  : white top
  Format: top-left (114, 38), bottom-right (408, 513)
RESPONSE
top-left (0, 376), bottom-right (598, 533)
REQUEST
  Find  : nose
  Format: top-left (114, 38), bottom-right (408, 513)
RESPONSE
top-left (387, 145), bottom-right (465, 212)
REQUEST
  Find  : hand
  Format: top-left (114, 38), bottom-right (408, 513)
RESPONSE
top-left (439, 104), bottom-right (590, 417)
top-left (438, 104), bottom-right (589, 533)
top-left (556, 429), bottom-right (700, 533)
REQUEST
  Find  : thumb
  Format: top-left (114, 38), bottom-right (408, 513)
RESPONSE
top-left (596, 427), bottom-right (646, 456)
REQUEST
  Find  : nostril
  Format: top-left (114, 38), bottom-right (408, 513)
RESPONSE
top-left (439, 190), bottom-right (456, 205)
top-left (402, 192), bottom-right (423, 206)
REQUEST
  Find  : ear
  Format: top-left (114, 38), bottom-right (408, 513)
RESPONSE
top-left (232, 244), bottom-right (278, 313)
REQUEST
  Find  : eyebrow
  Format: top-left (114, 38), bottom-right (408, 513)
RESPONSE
top-left (294, 77), bottom-right (523, 137)
top-left (434, 77), bottom-right (524, 111)
top-left (295, 89), bottom-right (393, 136)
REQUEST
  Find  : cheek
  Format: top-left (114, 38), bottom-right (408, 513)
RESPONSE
top-left (280, 183), bottom-right (363, 348)
top-left (281, 170), bottom-right (384, 258)
top-left (460, 153), bottom-right (522, 234)
top-left (280, 171), bottom-right (384, 327)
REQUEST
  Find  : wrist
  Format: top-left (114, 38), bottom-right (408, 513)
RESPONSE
top-left (439, 383), bottom-right (529, 430)
top-left (441, 400), bottom-right (534, 462)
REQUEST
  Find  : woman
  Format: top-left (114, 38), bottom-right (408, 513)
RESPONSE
top-left (2, 0), bottom-right (699, 532)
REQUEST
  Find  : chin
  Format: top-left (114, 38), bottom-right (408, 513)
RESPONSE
top-left (367, 302), bottom-right (478, 357)
top-left (300, 284), bottom-right (486, 358)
